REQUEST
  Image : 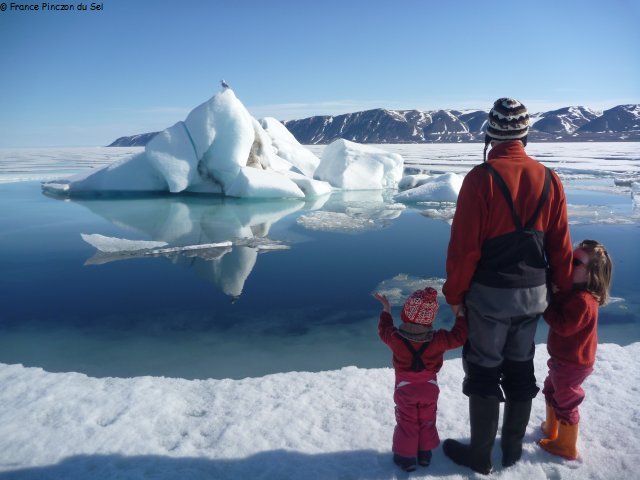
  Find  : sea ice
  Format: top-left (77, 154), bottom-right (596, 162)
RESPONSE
top-left (2, 343), bottom-right (638, 479)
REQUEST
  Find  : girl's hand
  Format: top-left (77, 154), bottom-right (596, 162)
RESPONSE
top-left (373, 292), bottom-right (391, 313)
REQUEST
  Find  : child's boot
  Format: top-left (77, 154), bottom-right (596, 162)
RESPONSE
top-left (393, 454), bottom-right (417, 472)
top-left (540, 403), bottom-right (558, 440)
top-left (538, 420), bottom-right (579, 460)
top-left (418, 450), bottom-right (432, 466)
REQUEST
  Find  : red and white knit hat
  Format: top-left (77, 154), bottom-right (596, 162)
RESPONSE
top-left (401, 287), bottom-right (439, 326)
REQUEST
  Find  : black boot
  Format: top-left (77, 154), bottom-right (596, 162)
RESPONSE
top-left (393, 454), bottom-right (417, 472)
top-left (501, 399), bottom-right (532, 467)
top-left (418, 450), bottom-right (432, 466)
top-left (443, 395), bottom-right (500, 475)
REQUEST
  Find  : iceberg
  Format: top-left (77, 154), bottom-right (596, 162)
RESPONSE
top-left (314, 139), bottom-right (404, 190)
top-left (393, 172), bottom-right (463, 203)
top-left (259, 117), bottom-right (320, 177)
top-left (42, 89), bottom-right (332, 199)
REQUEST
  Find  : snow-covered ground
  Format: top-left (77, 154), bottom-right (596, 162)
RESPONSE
top-left (1, 343), bottom-right (638, 479)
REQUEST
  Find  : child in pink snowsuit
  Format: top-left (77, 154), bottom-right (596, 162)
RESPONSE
top-left (374, 288), bottom-right (468, 472)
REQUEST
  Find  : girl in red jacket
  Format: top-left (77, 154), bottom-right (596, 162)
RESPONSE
top-left (539, 239), bottom-right (612, 460)
top-left (374, 288), bottom-right (468, 472)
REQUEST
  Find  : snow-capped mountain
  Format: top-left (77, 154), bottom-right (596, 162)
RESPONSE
top-left (577, 104), bottom-right (640, 133)
top-left (108, 105), bottom-right (640, 146)
top-left (282, 104), bottom-right (640, 144)
top-left (530, 106), bottom-right (601, 134)
top-left (108, 132), bottom-right (160, 147)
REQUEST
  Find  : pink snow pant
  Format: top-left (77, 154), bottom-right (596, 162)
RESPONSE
top-left (542, 357), bottom-right (593, 425)
top-left (392, 373), bottom-right (440, 457)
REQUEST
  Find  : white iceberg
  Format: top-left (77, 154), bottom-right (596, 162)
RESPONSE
top-left (314, 139), bottom-right (404, 190)
top-left (42, 89), bottom-right (332, 200)
top-left (259, 117), bottom-right (321, 177)
top-left (393, 172), bottom-right (463, 202)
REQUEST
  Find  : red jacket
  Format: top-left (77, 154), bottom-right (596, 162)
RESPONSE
top-left (544, 289), bottom-right (599, 367)
top-left (443, 141), bottom-right (573, 305)
top-left (378, 312), bottom-right (468, 374)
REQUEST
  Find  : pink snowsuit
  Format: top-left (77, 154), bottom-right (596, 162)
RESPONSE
top-left (379, 312), bottom-right (467, 457)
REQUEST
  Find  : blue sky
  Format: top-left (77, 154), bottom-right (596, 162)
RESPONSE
top-left (0, 0), bottom-right (639, 147)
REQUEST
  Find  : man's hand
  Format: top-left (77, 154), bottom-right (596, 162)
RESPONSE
top-left (450, 304), bottom-right (465, 317)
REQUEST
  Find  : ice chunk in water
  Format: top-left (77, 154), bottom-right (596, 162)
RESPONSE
top-left (81, 233), bottom-right (168, 252)
top-left (394, 173), bottom-right (462, 203)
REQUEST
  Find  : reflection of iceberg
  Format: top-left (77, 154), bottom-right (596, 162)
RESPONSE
top-left (74, 196), bottom-right (303, 298)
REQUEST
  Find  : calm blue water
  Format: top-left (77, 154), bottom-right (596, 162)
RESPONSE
top-left (0, 180), bottom-right (638, 379)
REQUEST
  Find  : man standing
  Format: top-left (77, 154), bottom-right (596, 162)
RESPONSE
top-left (442, 98), bottom-right (573, 474)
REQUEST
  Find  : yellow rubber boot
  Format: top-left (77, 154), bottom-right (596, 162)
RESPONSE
top-left (540, 404), bottom-right (558, 440)
top-left (538, 421), bottom-right (579, 460)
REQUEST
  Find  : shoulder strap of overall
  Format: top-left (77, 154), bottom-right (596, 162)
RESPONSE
top-left (480, 162), bottom-right (522, 230)
top-left (523, 166), bottom-right (551, 230)
top-left (399, 336), bottom-right (430, 372)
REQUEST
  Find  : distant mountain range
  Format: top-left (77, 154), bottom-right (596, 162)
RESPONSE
top-left (108, 104), bottom-right (640, 146)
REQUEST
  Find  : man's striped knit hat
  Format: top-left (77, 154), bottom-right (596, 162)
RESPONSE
top-left (485, 98), bottom-right (530, 141)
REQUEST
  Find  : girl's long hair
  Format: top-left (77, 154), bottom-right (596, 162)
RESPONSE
top-left (578, 239), bottom-right (613, 305)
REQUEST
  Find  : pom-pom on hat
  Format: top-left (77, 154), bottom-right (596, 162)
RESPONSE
top-left (401, 287), bottom-right (439, 326)
top-left (485, 98), bottom-right (530, 142)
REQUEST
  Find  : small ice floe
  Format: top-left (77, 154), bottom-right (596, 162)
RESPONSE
top-left (80, 233), bottom-right (291, 266)
top-left (632, 181), bottom-right (640, 203)
top-left (297, 211), bottom-right (379, 232)
top-left (81, 233), bottom-right (168, 253)
top-left (296, 200), bottom-right (405, 233)
top-left (566, 204), bottom-right (637, 225)
top-left (143, 242), bottom-right (234, 256)
top-left (373, 274), bottom-right (447, 306)
top-left (613, 175), bottom-right (640, 187)
top-left (419, 202), bottom-right (457, 223)
top-left (234, 237), bottom-right (291, 251)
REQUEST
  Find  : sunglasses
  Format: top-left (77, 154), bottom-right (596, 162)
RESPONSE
top-left (572, 258), bottom-right (587, 267)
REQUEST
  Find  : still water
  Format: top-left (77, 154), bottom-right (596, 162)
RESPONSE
top-left (0, 166), bottom-right (638, 380)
